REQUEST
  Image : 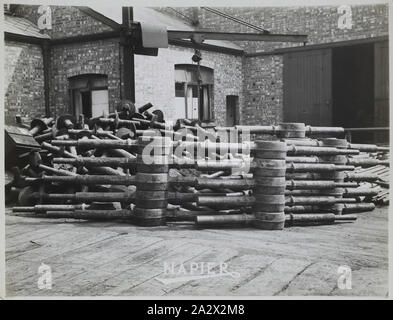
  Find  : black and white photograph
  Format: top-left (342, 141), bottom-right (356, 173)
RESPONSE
top-left (0, 0), bottom-right (390, 301)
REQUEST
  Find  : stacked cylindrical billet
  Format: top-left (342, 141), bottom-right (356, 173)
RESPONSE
top-left (133, 136), bottom-right (171, 226)
top-left (281, 128), bottom-right (351, 216)
top-left (278, 128), bottom-right (384, 216)
top-left (195, 213), bottom-right (357, 228)
top-left (238, 122), bottom-right (379, 218)
top-left (9, 113), bottom-right (388, 228)
top-left (252, 140), bottom-right (287, 230)
top-left (275, 123), bottom-right (333, 219)
top-left (317, 138), bottom-right (349, 215)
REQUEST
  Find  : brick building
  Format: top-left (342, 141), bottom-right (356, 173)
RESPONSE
top-left (168, 6), bottom-right (389, 133)
top-left (3, 4), bottom-right (389, 136)
top-left (4, 5), bottom-right (244, 127)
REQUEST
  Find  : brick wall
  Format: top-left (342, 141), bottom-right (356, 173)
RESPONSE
top-left (11, 6), bottom-right (243, 125)
top-left (49, 42), bottom-right (242, 124)
top-left (157, 4), bottom-right (388, 125)
top-left (11, 5), bottom-right (120, 118)
top-left (8, 5), bottom-right (388, 127)
top-left (242, 55), bottom-right (283, 125)
top-left (14, 5), bottom-right (114, 39)
top-left (134, 45), bottom-right (243, 126)
top-left (238, 4), bottom-right (388, 125)
top-left (160, 5), bottom-right (388, 52)
top-left (4, 41), bottom-right (45, 124)
top-left (50, 39), bottom-right (121, 116)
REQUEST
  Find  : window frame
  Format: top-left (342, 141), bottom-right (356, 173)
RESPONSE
top-left (68, 74), bottom-right (109, 118)
top-left (174, 65), bottom-right (214, 122)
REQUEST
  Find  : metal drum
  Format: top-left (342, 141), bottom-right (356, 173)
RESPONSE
top-left (254, 195), bottom-right (286, 212)
top-left (252, 139), bottom-right (287, 230)
top-left (253, 212), bottom-right (286, 230)
top-left (252, 140), bottom-right (287, 159)
top-left (132, 208), bottom-right (166, 226)
top-left (135, 191), bottom-right (168, 209)
top-left (252, 159), bottom-right (286, 177)
top-left (253, 177), bottom-right (286, 195)
top-left (135, 173), bottom-right (169, 191)
top-left (133, 136), bottom-right (171, 226)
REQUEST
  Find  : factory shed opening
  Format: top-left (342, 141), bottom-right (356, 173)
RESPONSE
top-left (283, 38), bottom-right (388, 143)
top-left (332, 41), bottom-right (388, 143)
top-left (332, 43), bottom-right (374, 142)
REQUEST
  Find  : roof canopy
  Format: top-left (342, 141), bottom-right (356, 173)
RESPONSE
top-left (4, 15), bottom-right (50, 39)
top-left (86, 6), bottom-right (244, 51)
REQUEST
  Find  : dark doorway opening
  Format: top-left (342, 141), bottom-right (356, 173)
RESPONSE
top-left (81, 91), bottom-right (92, 118)
top-left (332, 43), bottom-right (375, 143)
top-left (283, 40), bottom-right (388, 144)
top-left (226, 95), bottom-right (239, 126)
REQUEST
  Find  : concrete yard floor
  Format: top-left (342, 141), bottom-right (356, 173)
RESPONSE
top-left (4, 206), bottom-right (389, 297)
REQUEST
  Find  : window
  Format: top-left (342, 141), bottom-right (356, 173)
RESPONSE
top-left (69, 74), bottom-right (109, 118)
top-left (174, 64), bottom-right (214, 122)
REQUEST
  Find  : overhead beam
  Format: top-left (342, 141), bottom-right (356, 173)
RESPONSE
top-left (5, 29), bottom-right (245, 56)
top-left (201, 7), bottom-right (268, 33)
top-left (168, 39), bottom-right (244, 56)
top-left (50, 30), bottom-right (120, 45)
top-left (167, 30), bottom-right (308, 43)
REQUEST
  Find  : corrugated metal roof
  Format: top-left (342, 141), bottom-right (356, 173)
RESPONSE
top-left (87, 6), bottom-right (243, 51)
top-left (4, 14), bottom-right (50, 39)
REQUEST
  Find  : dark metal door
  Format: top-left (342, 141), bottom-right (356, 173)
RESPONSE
top-left (226, 95), bottom-right (239, 126)
top-left (284, 49), bottom-right (332, 126)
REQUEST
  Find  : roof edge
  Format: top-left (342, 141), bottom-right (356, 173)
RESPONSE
top-left (4, 31), bottom-right (48, 45)
top-left (246, 35), bottom-right (389, 57)
top-left (79, 7), bottom-right (121, 29)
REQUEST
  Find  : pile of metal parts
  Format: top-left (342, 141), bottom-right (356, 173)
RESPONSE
top-left (6, 103), bottom-right (389, 230)
top-left (352, 152), bottom-right (390, 205)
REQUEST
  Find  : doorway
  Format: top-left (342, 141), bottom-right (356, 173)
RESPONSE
top-left (283, 40), bottom-right (389, 143)
top-left (81, 91), bottom-right (92, 118)
top-left (226, 95), bottom-right (239, 126)
top-left (332, 43), bottom-right (375, 142)
top-left (283, 49), bottom-right (332, 126)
